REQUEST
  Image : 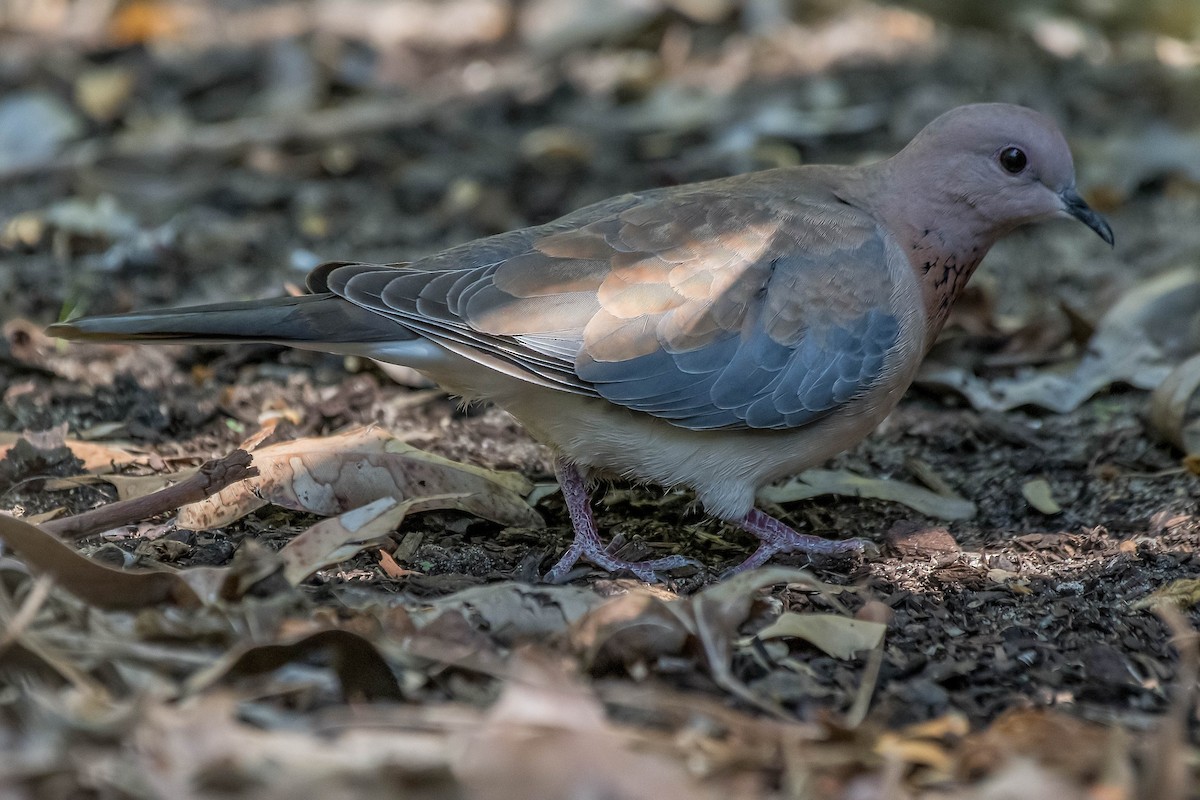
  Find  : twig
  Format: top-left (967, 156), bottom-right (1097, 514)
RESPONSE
top-left (42, 449), bottom-right (258, 539)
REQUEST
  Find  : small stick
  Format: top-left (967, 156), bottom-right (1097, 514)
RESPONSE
top-left (42, 449), bottom-right (258, 540)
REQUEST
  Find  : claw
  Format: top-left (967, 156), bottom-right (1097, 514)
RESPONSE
top-left (724, 508), bottom-right (874, 576)
top-left (544, 459), bottom-right (696, 583)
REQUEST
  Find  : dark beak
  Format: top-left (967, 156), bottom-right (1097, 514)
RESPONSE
top-left (1061, 188), bottom-right (1114, 247)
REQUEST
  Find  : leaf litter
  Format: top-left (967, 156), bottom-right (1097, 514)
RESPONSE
top-left (2, 0), bottom-right (1200, 796)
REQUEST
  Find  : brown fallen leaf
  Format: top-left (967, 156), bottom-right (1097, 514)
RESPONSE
top-left (957, 707), bottom-right (1132, 794)
top-left (0, 428), bottom-right (145, 471)
top-left (454, 650), bottom-right (712, 800)
top-left (0, 512), bottom-right (202, 609)
top-left (183, 628), bottom-right (402, 701)
top-left (176, 426), bottom-right (542, 531)
top-left (377, 548), bottom-right (417, 578)
top-left (570, 589), bottom-right (691, 673)
top-left (44, 450), bottom-right (257, 540)
top-left (885, 521), bottom-right (962, 558)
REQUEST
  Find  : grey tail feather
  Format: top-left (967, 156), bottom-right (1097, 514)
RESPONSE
top-left (46, 293), bottom-right (407, 345)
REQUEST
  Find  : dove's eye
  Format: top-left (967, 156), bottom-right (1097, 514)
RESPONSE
top-left (998, 147), bottom-right (1028, 174)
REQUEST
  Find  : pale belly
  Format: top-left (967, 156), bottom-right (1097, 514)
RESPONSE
top-left (418, 351), bottom-right (916, 521)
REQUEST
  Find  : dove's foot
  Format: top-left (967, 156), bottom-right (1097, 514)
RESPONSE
top-left (725, 508), bottom-right (874, 576)
top-left (543, 459), bottom-right (697, 584)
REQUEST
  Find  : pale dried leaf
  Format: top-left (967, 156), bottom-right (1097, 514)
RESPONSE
top-left (420, 582), bottom-right (605, 645)
top-left (280, 495), bottom-right (459, 585)
top-left (1147, 352), bottom-right (1200, 454)
top-left (455, 651), bottom-right (711, 800)
top-left (176, 426), bottom-right (541, 530)
top-left (760, 468), bottom-right (976, 520)
top-left (692, 566), bottom-right (850, 718)
top-left (755, 612), bottom-right (886, 660)
top-left (1021, 479), bottom-right (1062, 515)
top-left (0, 430), bottom-right (144, 471)
top-left (918, 267), bottom-right (1200, 413)
top-left (104, 470), bottom-right (196, 501)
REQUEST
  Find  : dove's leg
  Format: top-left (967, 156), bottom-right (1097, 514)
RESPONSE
top-left (726, 509), bottom-right (871, 575)
top-left (543, 459), bottom-right (696, 583)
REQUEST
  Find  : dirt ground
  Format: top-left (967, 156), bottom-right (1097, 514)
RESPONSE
top-left (2, 1), bottom-right (1199, 797)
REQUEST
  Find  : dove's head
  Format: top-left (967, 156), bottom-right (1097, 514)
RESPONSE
top-left (893, 103), bottom-right (1113, 247)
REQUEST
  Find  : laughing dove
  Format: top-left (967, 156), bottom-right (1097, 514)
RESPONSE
top-left (49, 103), bottom-right (1113, 582)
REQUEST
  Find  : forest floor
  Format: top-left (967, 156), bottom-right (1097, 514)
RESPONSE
top-left (1, 1), bottom-right (1199, 797)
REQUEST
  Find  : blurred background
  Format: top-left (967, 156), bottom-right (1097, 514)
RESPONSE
top-left (1, 0), bottom-right (1198, 328)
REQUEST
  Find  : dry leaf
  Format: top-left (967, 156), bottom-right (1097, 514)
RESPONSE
top-left (569, 590), bottom-right (691, 671)
top-left (958, 708), bottom-right (1132, 793)
top-left (692, 567), bottom-right (851, 717)
top-left (279, 495), bottom-right (442, 585)
top-left (755, 612), bottom-right (887, 660)
top-left (420, 582), bottom-right (604, 646)
top-left (918, 267), bottom-right (1200, 413)
top-left (377, 548), bottom-right (415, 578)
top-left (455, 651), bottom-right (711, 800)
top-left (184, 629), bottom-right (402, 701)
top-left (1021, 479), bottom-right (1062, 515)
top-left (177, 426), bottom-right (542, 530)
top-left (1147, 352), bottom-right (1200, 454)
top-left (1132, 578), bottom-right (1200, 611)
top-left (0, 512), bottom-right (202, 609)
top-left (0, 430), bottom-right (144, 471)
top-left (760, 468), bottom-right (976, 520)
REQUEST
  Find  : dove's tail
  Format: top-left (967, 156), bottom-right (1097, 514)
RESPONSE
top-left (46, 294), bottom-right (408, 350)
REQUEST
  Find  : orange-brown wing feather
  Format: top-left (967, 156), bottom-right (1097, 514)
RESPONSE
top-left (320, 170), bottom-right (903, 430)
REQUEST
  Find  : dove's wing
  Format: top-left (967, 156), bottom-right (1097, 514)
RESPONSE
top-left (315, 170), bottom-right (905, 431)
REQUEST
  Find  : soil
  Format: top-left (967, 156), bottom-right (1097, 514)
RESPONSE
top-left (1, 0), bottom-right (1198, 794)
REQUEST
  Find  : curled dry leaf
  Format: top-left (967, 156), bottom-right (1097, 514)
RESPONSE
top-left (759, 468), bottom-right (976, 520)
top-left (418, 582), bottom-right (604, 645)
top-left (0, 512), bottom-right (202, 609)
top-left (688, 567), bottom-right (857, 717)
top-left (455, 650), bottom-right (712, 800)
top-left (280, 495), bottom-right (446, 585)
top-left (566, 566), bottom-right (852, 718)
top-left (755, 612), bottom-right (887, 660)
top-left (918, 267), bottom-right (1200, 413)
top-left (184, 628), bottom-right (402, 701)
top-left (569, 590), bottom-right (692, 672)
top-left (176, 426), bottom-right (542, 531)
top-left (1147, 352), bottom-right (1200, 455)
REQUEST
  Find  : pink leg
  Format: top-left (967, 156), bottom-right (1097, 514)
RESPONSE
top-left (543, 459), bottom-right (697, 583)
top-left (725, 508), bottom-right (873, 576)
